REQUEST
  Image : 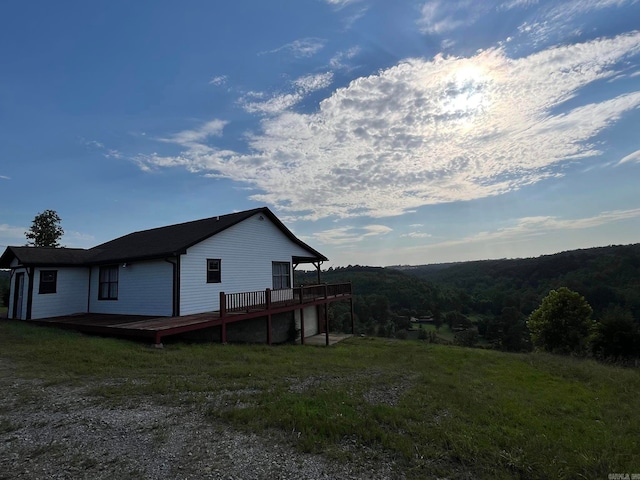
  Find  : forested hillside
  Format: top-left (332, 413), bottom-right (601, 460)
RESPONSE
top-left (394, 243), bottom-right (640, 320)
top-left (298, 243), bottom-right (640, 355)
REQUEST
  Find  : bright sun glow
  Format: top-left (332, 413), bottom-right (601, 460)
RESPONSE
top-left (442, 63), bottom-right (490, 123)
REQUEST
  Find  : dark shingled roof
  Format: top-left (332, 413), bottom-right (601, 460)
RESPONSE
top-left (0, 207), bottom-right (327, 268)
top-left (0, 246), bottom-right (94, 267)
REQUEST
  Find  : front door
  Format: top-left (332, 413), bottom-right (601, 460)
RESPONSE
top-left (12, 272), bottom-right (25, 319)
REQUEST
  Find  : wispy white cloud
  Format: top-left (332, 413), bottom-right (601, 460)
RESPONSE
top-left (516, 0), bottom-right (637, 45)
top-left (240, 72), bottom-right (333, 115)
top-left (85, 140), bottom-right (104, 149)
top-left (499, 0), bottom-right (539, 10)
top-left (329, 46), bottom-right (361, 69)
top-left (337, 207), bottom-right (640, 265)
top-left (324, 0), bottom-right (360, 6)
top-left (617, 149), bottom-right (640, 165)
top-left (418, 1), bottom-right (465, 35)
top-left (0, 224), bottom-right (27, 247)
top-left (160, 119), bottom-right (227, 146)
top-left (293, 72), bottom-right (334, 92)
top-left (242, 93), bottom-right (303, 115)
top-left (418, 1), bottom-right (492, 35)
top-left (261, 38), bottom-right (326, 58)
top-left (133, 32), bottom-right (640, 220)
top-left (104, 149), bottom-right (123, 159)
top-left (84, 139), bottom-right (123, 160)
top-left (62, 231), bottom-right (96, 247)
top-left (428, 208), bottom-right (640, 249)
top-left (208, 75), bottom-right (227, 86)
top-left (310, 224), bottom-right (392, 245)
top-left (401, 232), bottom-right (433, 239)
top-left (0, 175), bottom-right (10, 180)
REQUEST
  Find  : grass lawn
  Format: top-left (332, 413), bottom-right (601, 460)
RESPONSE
top-left (408, 323), bottom-right (456, 342)
top-left (1, 320), bottom-right (639, 479)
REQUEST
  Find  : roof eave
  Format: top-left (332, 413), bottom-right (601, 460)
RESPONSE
top-left (88, 250), bottom-right (186, 266)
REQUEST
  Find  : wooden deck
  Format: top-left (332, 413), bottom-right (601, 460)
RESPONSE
top-left (28, 283), bottom-right (353, 346)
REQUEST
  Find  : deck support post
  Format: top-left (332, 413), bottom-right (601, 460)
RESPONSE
top-left (299, 287), bottom-right (305, 345)
top-left (324, 284), bottom-right (329, 346)
top-left (220, 292), bottom-right (227, 344)
top-left (266, 288), bottom-right (272, 345)
top-left (350, 293), bottom-right (355, 335)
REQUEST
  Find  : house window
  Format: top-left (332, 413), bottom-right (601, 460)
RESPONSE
top-left (39, 270), bottom-right (57, 294)
top-left (99, 265), bottom-right (118, 300)
top-left (207, 259), bottom-right (221, 283)
top-left (272, 262), bottom-right (291, 290)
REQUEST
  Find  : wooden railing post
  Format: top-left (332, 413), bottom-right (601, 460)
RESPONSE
top-left (324, 284), bottom-right (329, 346)
top-left (220, 292), bottom-right (227, 344)
top-left (298, 286), bottom-right (305, 345)
top-left (350, 295), bottom-right (355, 335)
top-left (266, 288), bottom-right (272, 345)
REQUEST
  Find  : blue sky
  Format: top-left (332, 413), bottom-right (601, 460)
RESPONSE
top-left (2, 0), bottom-right (639, 267)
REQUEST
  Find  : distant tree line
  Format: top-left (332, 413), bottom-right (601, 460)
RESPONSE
top-left (298, 244), bottom-right (640, 362)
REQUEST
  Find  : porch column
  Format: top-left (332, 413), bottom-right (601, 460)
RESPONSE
top-left (266, 288), bottom-right (272, 345)
top-left (324, 284), bottom-right (329, 346)
top-left (350, 296), bottom-right (355, 335)
top-left (299, 287), bottom-right (305, 345)
top-left (220, 292), bottom-right (227, 344)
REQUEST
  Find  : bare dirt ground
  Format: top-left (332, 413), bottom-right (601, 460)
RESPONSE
top-left (0, 360), bottom-right (403, 480)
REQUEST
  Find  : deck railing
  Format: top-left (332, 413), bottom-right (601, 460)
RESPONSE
top-left (220, 282), bottom-right (352, 316)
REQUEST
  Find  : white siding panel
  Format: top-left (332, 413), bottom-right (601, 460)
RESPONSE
top-left (31, 267), bottom-right (89, 319)
top-left (180, 213), bottom-right (314, 315)
top-left (89, 260), bottom-right (173, 316)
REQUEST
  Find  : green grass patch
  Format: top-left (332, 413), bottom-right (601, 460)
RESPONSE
top-left (1, 320), bottom-right (639, 479)
top-left (409, 322), bottom-right (456, 342)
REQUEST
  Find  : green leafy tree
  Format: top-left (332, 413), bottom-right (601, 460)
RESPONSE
top-left (484, 307), bottom-right (531, 352)
top-left (454, 328), bottom-right (479, 347)
top-left (591, 307), bottom-right (640, 360)
top-left (25, 210), bottom-right (64, 247)
top-left (1, 284), bottom-right (9, 308)
top-left (527, 287), bottom-right (594, 355)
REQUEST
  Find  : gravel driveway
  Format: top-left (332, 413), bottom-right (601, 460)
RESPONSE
top-left (0, 361), bottom-right (402, 480)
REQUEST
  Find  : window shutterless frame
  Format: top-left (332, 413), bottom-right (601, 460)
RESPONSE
top-left (272, 261), bottom-right (291, 290)
top-left (39, 270), bottom-right (57, 294)
top-left (98, 265), bottom-right (119, 300)
top-left (207, 259), bottom-right (221, 283)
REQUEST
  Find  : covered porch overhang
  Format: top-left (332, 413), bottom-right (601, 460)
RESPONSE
top-left (292, 255), bottom-right (327, 284)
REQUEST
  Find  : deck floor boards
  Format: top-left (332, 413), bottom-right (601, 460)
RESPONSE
top-left (22, 291), bottom-right (353, 344)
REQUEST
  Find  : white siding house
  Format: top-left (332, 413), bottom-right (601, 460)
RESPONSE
top-left (0, 207), bottom-right (330, 329)
top-left (180, 212), bottom-right (314, 315)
